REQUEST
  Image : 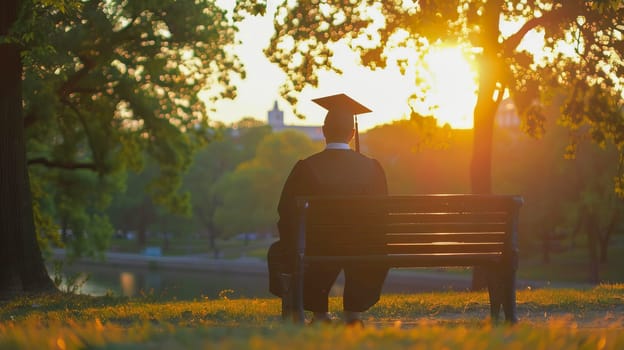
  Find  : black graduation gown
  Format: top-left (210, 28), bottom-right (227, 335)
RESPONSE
top-left (268, 148), bottom-right (388, 312)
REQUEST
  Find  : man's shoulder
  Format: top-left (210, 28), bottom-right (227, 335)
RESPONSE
top-left (304, 150), bottom-right (382, 170)
top-left (342, 150), bottom-right (381, 164)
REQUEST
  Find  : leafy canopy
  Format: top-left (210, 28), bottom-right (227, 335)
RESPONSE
top-left (15, 0), bottom-right (256, 253)
top-left (259, 0), bottom-right (624, 195)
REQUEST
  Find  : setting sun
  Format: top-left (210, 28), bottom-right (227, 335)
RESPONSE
top-left (288, 45), bottom-right (480, 131)
top-left (420, 47), bottom-right (478, 129)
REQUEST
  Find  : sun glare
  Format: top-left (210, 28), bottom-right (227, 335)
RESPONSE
top-left (300, 44), bottom-right (479, 131)
top-left (420, 47), bottom-right (478, 129)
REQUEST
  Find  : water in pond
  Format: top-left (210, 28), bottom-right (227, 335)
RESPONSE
top-left (51, 263), bottom-right (274, 300)
top-left (49, 262), bottom-right (475, 300)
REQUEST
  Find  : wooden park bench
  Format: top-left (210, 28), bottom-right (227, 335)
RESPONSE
top-left (279, 194), bottom-right (523, 324)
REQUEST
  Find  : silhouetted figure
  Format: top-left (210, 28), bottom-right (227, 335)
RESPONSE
top-left (268, 93), bottom-right (388, 325)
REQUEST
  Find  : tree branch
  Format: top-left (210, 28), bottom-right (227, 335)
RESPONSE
top-left (116, 15), bottom-right (139, 35)
top-left (70, 87), bottom-right (101, 94)
top-left (59, 98), bottom-right (104, 168)
top-left (502, 4), bottom-right (576, 55)
top-left (23, 111), bottom-right (37, 129)
top-left (28, 157), bottom-right (97, 170)
top-left (57, 55), bottom-right (96, 97)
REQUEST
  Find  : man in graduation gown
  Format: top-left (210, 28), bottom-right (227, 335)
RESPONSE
top-left (267, 93), bottom-right (388, 325)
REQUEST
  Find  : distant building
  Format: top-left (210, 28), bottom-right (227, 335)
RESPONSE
top-left (267, 101), bottom-right (284, 129)
top-left (267, 101), bottom-right (324, 141)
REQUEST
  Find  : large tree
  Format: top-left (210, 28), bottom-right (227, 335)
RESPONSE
top-left (1, 0), bottom-right (259, 298)
top-left (1, 0), bottom-right (57, 298)
top-left (259, 0), bottom-right (623, 288)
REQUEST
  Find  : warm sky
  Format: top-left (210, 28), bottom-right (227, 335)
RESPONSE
top-left (208, 1), bottom-right (545, 131)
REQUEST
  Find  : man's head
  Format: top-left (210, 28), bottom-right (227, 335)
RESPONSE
top-left (322, 109), bottom-right (356, 143)
top-left (312, 93), bottom-right (371, 146)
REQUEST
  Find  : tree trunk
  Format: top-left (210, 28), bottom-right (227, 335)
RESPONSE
top-left (598, 235), bottom-right (608, 264)
top-left (61, 214), bottom-right (69, 242)
top-left (137, 227), bottom-right (147, 249)
top-left (470, 1), bottom-right (503, 290)
top-left (585, 212), bottom-right (600, 284)
top-left (137, 200), bottom-right (149, 249)
top-left (599, 207), bottom-right (620, 263)
top-left (208, 230), bottom-right (220, 259)
top-left (0, 0), bottom-right (57, 299)
top-left (470, 82), bottom-right (498, 289)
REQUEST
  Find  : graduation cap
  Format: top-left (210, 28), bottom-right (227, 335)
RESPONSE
top-left (312, 93), bottom-right (372, 152)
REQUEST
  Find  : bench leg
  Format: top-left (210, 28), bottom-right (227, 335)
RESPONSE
top-left (291, 254), bottom-right (305, 324)
top-left (486, 264), bottom-right (518, 324)
top-left (486, 266), bottom-right (502, 322)
top-left (280, 273), bottom-right (293, 320)
top-left (502, 267), bottom-right (518, 324)
top-left (502, 250), bottom-right (519, 324)
top-left (280, 271), bottom-right (305, 323)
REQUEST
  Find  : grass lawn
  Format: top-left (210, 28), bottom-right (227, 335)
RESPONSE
top-left (1, 284), bottom-right (622, 349)
top-left (518, 243), bottom-right (624, 284)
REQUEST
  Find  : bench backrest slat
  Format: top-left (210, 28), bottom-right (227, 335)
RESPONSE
top-left (308, 222), bottom-right (508, 234)
top-left (308, 195), bottom-right (519, 213)
top-left (305, 253), bottom-right (503, 267)
top-left (388, 212), bottom-right (508, 224)
top-left (308, 243), bottom-right (505, 255)
top-left (307, 232), bottom-right (506, 244)
top-left (297, 195), bottom-right (522, 266)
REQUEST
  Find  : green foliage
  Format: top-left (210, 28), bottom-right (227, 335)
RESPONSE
top-left (50, 260), bottom-right (90, 294)
top-left (366, 114), bottom-right (452, 154)
top-left (106, 159), bottom-right (193, 249)
top-left (213, 130), bottom-right (322, 237)
top-left (492, 97), bottom-right (624, 254)
top-left (29, 165), bottom-right (123, 258)
top-left (67, 214), bottom-right (114, 259)
top-left (29, 175), bottom-right (62, 256)
top-left (183, 119), bottom-right (272, 238)
top-left (232, 0), bottom-right (267, 21)
top-left (13, 0), bottom-right (247, 256)
top-left (107, 169), bottom-right (156, 237)
top-left (104, 120), bottom-right (274, 251)
top-left (34, 0), bottom-right (81, 14)
top-left (364, 117), bottom-right (468, 194)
